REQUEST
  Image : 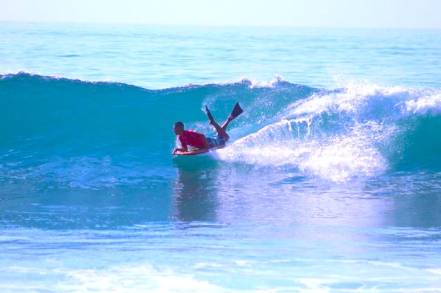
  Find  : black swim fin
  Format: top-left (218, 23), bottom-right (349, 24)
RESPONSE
top-left (205, 105), bottom-right (215, 124)
top-left (230, 102), bottom-right (243, 119)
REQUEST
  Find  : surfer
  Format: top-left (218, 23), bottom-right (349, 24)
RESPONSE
top-left (173, 102), bottom-right (243, 155)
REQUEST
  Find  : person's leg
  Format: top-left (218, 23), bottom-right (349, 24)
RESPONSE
top-left (220, 117), bottom-right (233, 131)
top-left (205, 103), bottom-right (242, 142)
top-left (205, 106), bottom-right (229, 140)
top-left (221, 103), bottom-right (243, 131)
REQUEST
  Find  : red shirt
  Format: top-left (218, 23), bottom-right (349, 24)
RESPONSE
top-left (179, 130), bottom-right (207, 149)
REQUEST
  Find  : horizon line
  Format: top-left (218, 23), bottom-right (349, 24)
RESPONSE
top-left (1, 20), bottom-right (441, 31)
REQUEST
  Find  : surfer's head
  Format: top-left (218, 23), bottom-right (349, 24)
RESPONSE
top-left (173, 121), bottom-right (184, 135)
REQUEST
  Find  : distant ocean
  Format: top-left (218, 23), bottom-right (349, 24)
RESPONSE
top-left (1, 23), bottom-right (441, 291)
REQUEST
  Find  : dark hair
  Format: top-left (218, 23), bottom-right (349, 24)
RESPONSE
top-left (174, 121), bottom-right (184, 128)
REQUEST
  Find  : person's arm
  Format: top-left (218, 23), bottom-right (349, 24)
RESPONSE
top-left (176, 148), bottom-right (209, 155)
top-left (173, 147), bottom-right (188, 154)
top-left (173, 137), bottom-right (188, 154)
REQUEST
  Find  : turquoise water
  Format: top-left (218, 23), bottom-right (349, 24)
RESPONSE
top-left (1, 23), bottom-right (441, 291)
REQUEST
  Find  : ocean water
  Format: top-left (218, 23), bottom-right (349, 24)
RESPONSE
top-left (1, 23), bottom-right (441, 291)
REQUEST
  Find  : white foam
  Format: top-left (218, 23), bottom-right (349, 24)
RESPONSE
top-left (288, 83), bottom-right (410, 118)
top-left (299, 129), bottom-right (387, 182)
top-left (248, 75), bottom-right (285, 88)
top-left (54, 265), bottom-right (227, 292)
top-left (405, 92), bottom-right (441, 115)
top-left (219, 122), bottom-right (388, 182)
top-left (217, 83), bottom-right (413, 181)
top-left (426, 268), bottom-right (441, 275)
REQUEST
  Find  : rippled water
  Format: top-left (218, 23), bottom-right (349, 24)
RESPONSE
top-left (2, 23), bottom-right (441, 88)
top-left (1, 23), bottom-right (441, 291)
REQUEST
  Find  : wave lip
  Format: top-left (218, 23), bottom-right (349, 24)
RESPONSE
top-left (405, 92), bottom-right (441, 115)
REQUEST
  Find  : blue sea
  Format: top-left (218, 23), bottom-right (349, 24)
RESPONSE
top-left (1, 23), bottom-right (441, 291)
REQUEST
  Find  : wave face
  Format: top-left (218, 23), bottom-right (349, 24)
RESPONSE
top-left (1, 73), bottom-right (441, 185)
